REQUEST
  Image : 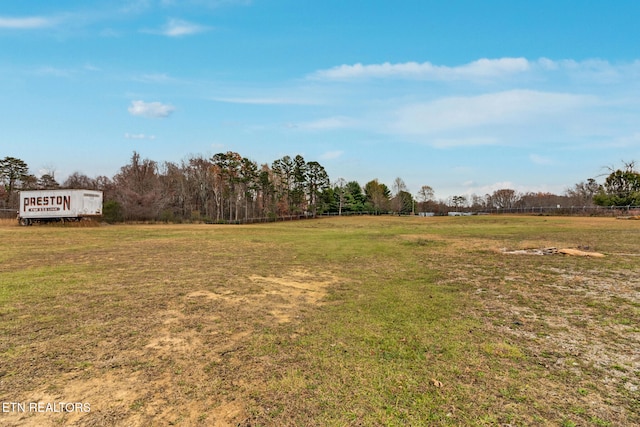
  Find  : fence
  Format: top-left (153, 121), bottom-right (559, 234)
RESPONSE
top-left (0, 209), bottom-right (16, 219)
top-left (322, 206), bottom-right (640, 218)
top-left (474, 206), bottom-right (640, 217)
top-left (204, 213), bottom-right (317, 225)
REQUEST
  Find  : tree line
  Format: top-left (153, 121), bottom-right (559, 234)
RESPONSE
top-left (451, 162), bottom-right (640, 211)
top-left (1, 154), bottom-right (639, 222)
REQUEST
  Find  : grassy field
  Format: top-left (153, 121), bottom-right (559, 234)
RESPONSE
top-left (0, 216), bottom-right (638, 426)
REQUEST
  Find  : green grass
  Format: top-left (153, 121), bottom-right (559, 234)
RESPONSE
top-left (0, 216), bottom-right (638, 426)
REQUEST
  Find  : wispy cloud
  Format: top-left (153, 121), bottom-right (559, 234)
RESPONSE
top-left (310, 57), bottom-right (640, 84)
top-left (125, 132), bottom-right (157, 140)
top-left (603, 132), bottom-right (640, 148)
top-left (160, 0), bottom-right (252, 7)
top-left (128, 100), bottom-right (175, 118)
top-left (0, 16), bottom-right (57, 29)
top-left (529, 154), bottom-right (554, 165)
top-left (391, 90), bottom-right (597, 141)
top-left (432, 137), bottom-right (500, 148)
top-left (121, 0), bottom-right (252, 13)
top-left (311, 57), bottom-right (530, 81)
top-left (33, 66), bottom-right (76, 78)
top-left (84, 63), bottom-right (101, 72)
top-left (164, 18), bottom-right (209, 36)
top-left (212, 96), bottom-right (317, 105)
top-left (31, 64), bottom-right (102, 78)
top-left (134, 73), bottom-right (176, 83)
top-left (464, 181), bottom-right (518, 196)
top-left (295, 116), bottom-right (355, 131)
top-left (149, 18), bottom-right (210, 37)
top-left (119, 0), bottom-right (153, 14)
top-left (319, 150), bottom-right (344, 160)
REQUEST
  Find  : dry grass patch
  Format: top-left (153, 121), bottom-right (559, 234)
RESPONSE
top-left (0, 218), bottom-right (18, 227)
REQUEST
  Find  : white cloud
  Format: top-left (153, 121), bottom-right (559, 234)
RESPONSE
top-left (160, 0), bottom-right (252, 8)
top-left (319, 150), bottom-right (344, 160)
top-left (545, 58), bottom-right (621, 83)
top-left (34, 66), bottom-right (75, 77)
top-left (296, 116), bottom-right (355, 131)
top-left (464, 181), bottom-right (518, 196)
top-left (159, 18), bottom-right (210, 36)
top-left (311, 57), bottom-right (530, 81)
top-left (212, 96), bottom-right (317, 105)
top-left (0, 16), bottom-right (56, 29)
top-left (125, 133), bottom-right (157, 140)
top-left (433, 137), bottom-right (500, 148)
top-left (532, 58), bottom-right (640, 84)
top-left (32, 64), bottom-right (103, 78)
top-left (392, 89), bottom-right (597, 140)
top-left (83, 63), bottom-right (101, 72)
top-left (603, 132), bottom-right (640, 148)
top-left (529, 154), bottom-right (554, 165)
top-left (128, 100), bottom-right (175, 118)
top-left (311, 57), bottom-right (640, 86)
top-left (99, 28), bottom-right (122, 37)
top-left (120, 0), bottom-right (153, 14)
top-left (134, 73), bottom-right (175, 83)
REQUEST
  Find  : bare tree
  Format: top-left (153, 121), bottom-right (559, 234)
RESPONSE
top-left (416, 185), bottom-right (435, 212)
top-left (490, 189), bottom-right (520, 209)
top-left (392, 177), bottom-right (407, 195)
top-left (417, 185), bottom-right (434, 203)
top-left (391, 177), bottom-right (408, 213)
top-left (63, 172), bottom-right (97, 189)
top-left (112, 152), bottom-right (167, 221)
top-left (566, 179), bottom-right (600, 206)
top-left (334, 178), bottom-right (347, 215)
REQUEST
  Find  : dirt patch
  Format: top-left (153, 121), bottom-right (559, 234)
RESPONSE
top-left (209, 400), bottom-right (244, 427)
top-left (183, 269), bottom-right (338, 324)
top-left (248, 268), bottom-right (336, 323)
top-left (501, 247), bottom-right (605, 257)
top-left (1, 267), bottom-right (340, 427)
top-left (186, 290), bottom-right (226, 300)
top-left (557, 248), bottom-right (605, 257)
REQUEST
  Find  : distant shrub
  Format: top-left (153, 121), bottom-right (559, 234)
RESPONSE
top-left (103, 200), bottom-right (124, 223)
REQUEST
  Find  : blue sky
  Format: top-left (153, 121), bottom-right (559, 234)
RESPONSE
top-left (2, 0), bottom-right (639, 200)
